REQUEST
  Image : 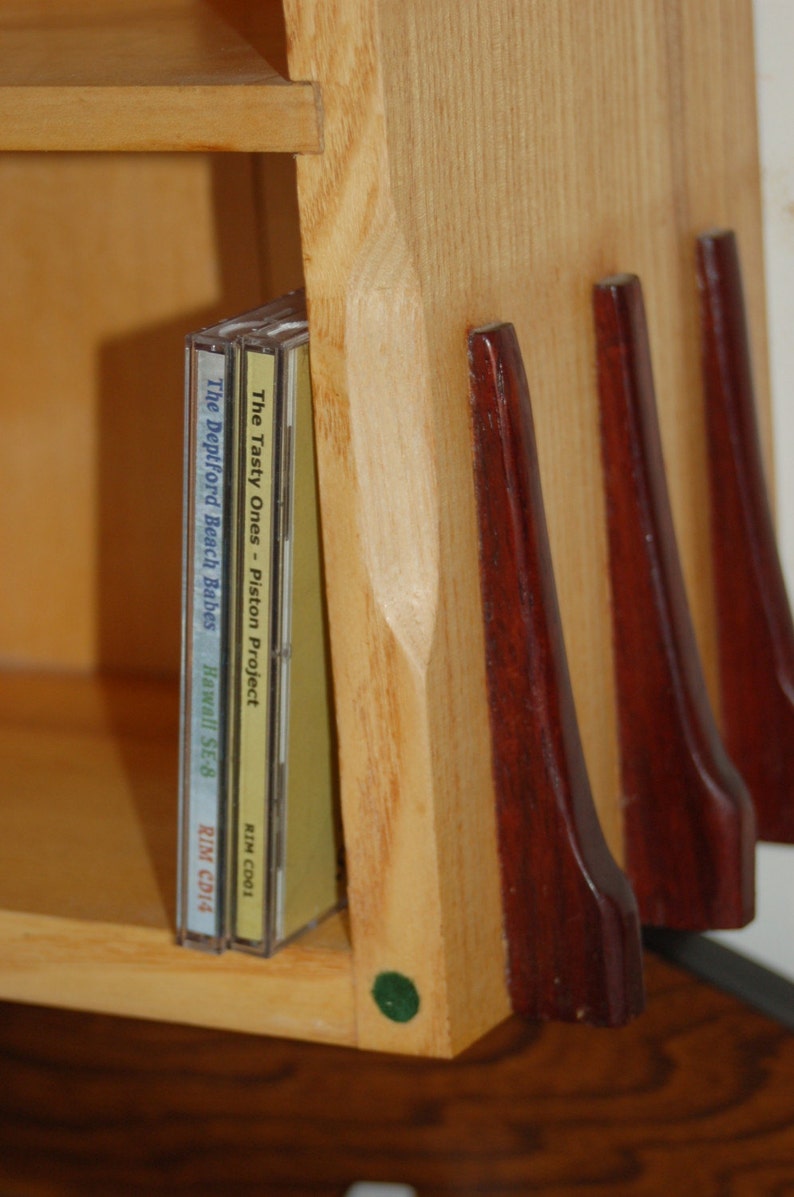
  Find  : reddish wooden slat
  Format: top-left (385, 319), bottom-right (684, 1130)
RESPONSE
top-left (594, 274), bottom-right (755, 929)
top-left (468, 322), bottom-right (644, 1026)
top-left (697, 229), bottom-right (794, 843)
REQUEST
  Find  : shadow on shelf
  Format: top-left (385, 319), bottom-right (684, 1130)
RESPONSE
top-left (94, 152), bottom-right (304, 928)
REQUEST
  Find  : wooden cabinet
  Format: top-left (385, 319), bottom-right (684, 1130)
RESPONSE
top-left (0, 0), bottom-right (770, 1057)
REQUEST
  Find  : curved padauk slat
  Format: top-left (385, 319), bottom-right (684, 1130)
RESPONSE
top-left (594, 274), bottom-right (755, 929)
top-left (468, 322), bottom-right (644, 1026)
top-left (697, 230), bottom-right (794, 844)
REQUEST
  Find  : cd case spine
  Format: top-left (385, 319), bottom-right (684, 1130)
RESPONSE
top-left (229, 331), bottom-right (282, 951)
top-left (178, 291), bottom-right (343, 958)
top-left (231, 315), bottom-right (343, 957)
top-left (178, 338), bottom-right (230, 951)
top-left (178, 295), bottom-right (301, 952)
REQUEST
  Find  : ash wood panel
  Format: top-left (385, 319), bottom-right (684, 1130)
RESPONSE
top-left (284, 0), bottom-right (510, 1057)
top-left (469, 323), bottom-right (643, 1024)
top-left (284, 0), bottom-right (766, 1052)
top-left (697, 230), bottom-right (794, 843)
top-left (0, 670), bottom-right (355, 1045)
top-left (0, 909), bottom-right (354, 1045)
top-left (659, 0), bottom-right (770, 694)
top-left (0, 954), bottom-right (792, 1195)
top-left (0, 672), bottom-right (178, 927)
top-left (594, 274), bottom-right (755, 928)
top-left (0, 153), bottom-right (263, 674)
top-left (0, 0), bottom-right (321, 152)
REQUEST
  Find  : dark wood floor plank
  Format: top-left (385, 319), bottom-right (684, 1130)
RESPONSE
top-left (0, 955), bottom-right (793, 1195)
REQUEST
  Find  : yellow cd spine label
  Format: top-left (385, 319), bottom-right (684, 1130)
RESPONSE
top-left (234, 348), bottom-right (277, 944)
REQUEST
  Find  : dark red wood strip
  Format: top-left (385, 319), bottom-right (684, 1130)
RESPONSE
top-left (697, 229), bottom-right (794, 843)
top-left (468, 322), bottom-right (644, 1026)
top-left (594, 274), bottom-right (755, 929)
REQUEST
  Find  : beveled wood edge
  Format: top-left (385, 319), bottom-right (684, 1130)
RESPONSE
top-left (0, 909), bottom-right (356, 1046)
top-left (0, 82), bottom-right (322, 153)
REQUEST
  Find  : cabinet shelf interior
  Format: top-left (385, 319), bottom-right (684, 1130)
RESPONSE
top-left (0, 0), bottom-right (321, 152)
top-left (0, 670), bottom-right (179, 928)
top-left (0, 148), bottom-right (352, 1040)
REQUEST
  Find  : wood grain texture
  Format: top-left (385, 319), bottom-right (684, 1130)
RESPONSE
top-left (697, 229), bottom-right (794, 843)
top-left (283, 0), bottom-right (511, 1057)
top-left (0, 0), bottom-right (770, 1051)
top-left (0, 153), bottom-right (265, 674)
top-left (469, 323), bottom-right (643, 1025)
top-left (0, 954), bottom-right (792, 1195)
top-left (281, 0), bottom-right (768, 1053)
top-left (0, 0), bottom-right (321, 152)
top-left (654, 0), bottom-right (771, 691)
top-left (595, 274), bottom-right (756, 930)
top-left (0, 909), bottom-right (354, 1046)
top-left (0, 672), bottom-right (355, 1046)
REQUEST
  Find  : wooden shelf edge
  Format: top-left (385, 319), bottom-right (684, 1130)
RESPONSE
top-left (0, 82), bottom-right (322, 153)
top-left (0, 909), bottom-right (356, 1046)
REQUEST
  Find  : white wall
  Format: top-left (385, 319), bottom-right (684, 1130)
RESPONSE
top-left (709, 0), bottom-right (794, 983)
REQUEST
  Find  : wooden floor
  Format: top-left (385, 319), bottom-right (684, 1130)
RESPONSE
top-left (0, 952), bottom-right (793, 1195)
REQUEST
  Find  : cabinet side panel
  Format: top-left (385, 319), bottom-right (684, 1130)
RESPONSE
top-left (285, 0), bottom-right (511, 1057)
top-left (373, 0), bottom-right (767, 857)
top-left (285, 0), bottom-right (767, 1053)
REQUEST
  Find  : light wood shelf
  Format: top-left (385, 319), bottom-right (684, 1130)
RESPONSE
top-left (0, 671), bottom-right (354, 1044)
top-left (0, 0), bottom-right (321, 152)
top-left (0, 911), bottom-right (354, 1044)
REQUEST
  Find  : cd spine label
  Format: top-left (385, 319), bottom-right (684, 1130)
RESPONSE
top-left (233, 347), bottom-right (278, 947)
top-left (181, 346), bottom-right (227, 945)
